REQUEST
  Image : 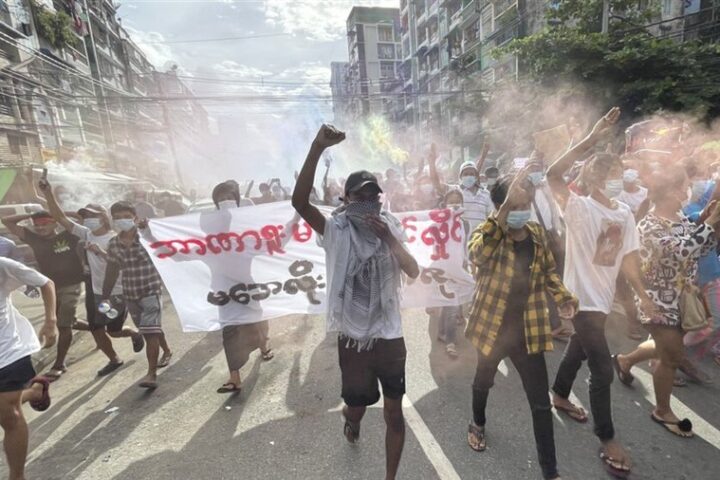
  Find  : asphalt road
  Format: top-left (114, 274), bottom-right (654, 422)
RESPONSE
top-left (2, 295), bottom-right (720, 480)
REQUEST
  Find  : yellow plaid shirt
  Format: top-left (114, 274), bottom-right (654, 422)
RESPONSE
top-left (465, 216), bottom-right (578, 357)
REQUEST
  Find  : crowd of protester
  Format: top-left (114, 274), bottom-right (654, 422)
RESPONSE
top-left (1, 106), bottom-right (720, 480)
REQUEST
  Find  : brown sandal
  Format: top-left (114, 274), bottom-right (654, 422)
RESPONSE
top-left (467, 423), bottom-right (486, 452)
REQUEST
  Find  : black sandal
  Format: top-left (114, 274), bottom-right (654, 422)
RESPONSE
top-left (343, 416), bottom-right (360, 443)
top-left (217, 382), bottom-right (241, 394)
top-left (612, 355), bottom-right (634, 386)
top-left (651, 413), bottom-right (693, 437)
top-left (467, 423), bottom-right (486, 452)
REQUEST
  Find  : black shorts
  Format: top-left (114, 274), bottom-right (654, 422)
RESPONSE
top-left (0, 356), bottom-right (35, 393)
top-left (338, 337), bottom-right (407, 407)
top-left (88, 294), bottom-right (129, 333)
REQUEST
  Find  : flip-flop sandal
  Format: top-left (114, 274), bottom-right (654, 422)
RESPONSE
top-left (132, 335), bottom-right (145, 353)
top-left (553, 403), bottom-right (588, 423)
top-left (157, 354), bottom-right (172, 368)
top-left (599, 448), bottom-right (631, 479)
top-left (45, 368), bottom-right (66, 382)
top-left (217, 382), bottom-right (241, 394)
top-left (342, 415), bottom-right (360, 444)
top-left (467, 423), bottom-right (486, 452)
top-left (28, 377), bottom-right (51, 412)
top-left (651, 413), bottom-right (694, 438)
top-left (139, 380), bottom-right (158, 389)
top-left (612, 355), bottom-right (635, 387)
top-left (261, 349), bottom-right (274, 361)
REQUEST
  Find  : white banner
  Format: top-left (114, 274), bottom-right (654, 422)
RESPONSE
top-left (141, 202), bottom-right (475, 332)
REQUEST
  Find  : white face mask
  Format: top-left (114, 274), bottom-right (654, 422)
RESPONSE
top-left (486, 177), bottom-right (497, 187)
top-left (83, 218), bottom-right (102, 231)
top-left (623, 169), bottom-right (639, 184)
top-left (218, 200), bottom-right (237, 210)
top-left (602, 179), bottom-right (623, 199)
top-left (113, 219), bottom-right (135, 232)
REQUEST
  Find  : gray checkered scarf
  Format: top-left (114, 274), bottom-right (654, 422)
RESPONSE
top-left (335, 200), bottom-right (400, 351)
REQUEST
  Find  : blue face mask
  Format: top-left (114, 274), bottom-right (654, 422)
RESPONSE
top-left (113, 219), bottom-right (135, 233)
top-left (602, 179), bottom-right (623, 199)
top-left (528, 172), bottom-right (544, 186)
top-left (461, 175), bottom-right (477, 188)
top-left (83, 218), bottom-right (102, 231)
top-left (507, 210), bottom-right (531, 230)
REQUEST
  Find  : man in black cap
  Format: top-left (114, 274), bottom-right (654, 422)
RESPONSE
top-left (293, 125), bottom-right (419, 480)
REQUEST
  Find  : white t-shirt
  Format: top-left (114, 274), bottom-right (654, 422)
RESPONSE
top-left (531, 184), bottom-right (562, 233)
top-left (617, 187), bottom-right (648, 214)
top-left (563, 193), bottom-right (640, 314)
top-left (0, 258), bottom-right (49, 369)
top-left (71, 224), bottom-right (122, 296)
top-left (458, 186), bottom-right (494, 233)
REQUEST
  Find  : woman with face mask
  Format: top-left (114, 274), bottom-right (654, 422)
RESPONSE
top-left (465, 168), bottom-right (577, 480)
top-left (210, 181), bottom-right (274, 394)
top-left (613, 166), bottom-right (720, 438)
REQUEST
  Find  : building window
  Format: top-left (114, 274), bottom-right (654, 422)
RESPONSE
top-left (662, 0), bottom-right (672, 16)
top-left (8, 134), bottom-right (26, 154)
top-left (378, 25), bottom-right (394, 42)
top-left (464, 20), bottom-right (479, 46)
top-left (380, 61), bottom-right (395, 78)
top-left (481, 5), bottom-right (494, 39)
top-left (378, 43), bottom-right (395, 59)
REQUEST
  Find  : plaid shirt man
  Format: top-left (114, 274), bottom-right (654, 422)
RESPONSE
top-left (466, 216), bottom-right (577, 357)
top-left (106, 234), bottom-right (162, 301)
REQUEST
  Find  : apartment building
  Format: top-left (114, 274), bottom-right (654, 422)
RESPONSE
top-left (345, 6), bottom-right (403, 119)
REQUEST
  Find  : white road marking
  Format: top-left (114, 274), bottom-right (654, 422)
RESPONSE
top-left (402, 396), bottom-right (463, 480)
top-left (632, 368), bottom-right (720, 450)
top-left (327, 399), bottom-right (463, 479)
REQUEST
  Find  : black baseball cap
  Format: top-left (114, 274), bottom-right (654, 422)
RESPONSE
top-left (344, 170), bottom-right (383, 195)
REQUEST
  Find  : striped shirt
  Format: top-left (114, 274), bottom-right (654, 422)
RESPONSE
top-left (459, 185), bottom-right (494, 233)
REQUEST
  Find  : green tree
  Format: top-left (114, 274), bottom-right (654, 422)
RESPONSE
top-left (501, 1), bottom-right (720, 122)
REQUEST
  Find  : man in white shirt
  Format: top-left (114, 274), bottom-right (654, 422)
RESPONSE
top-left (40, 180), bottom-right (145, 378)
top-left (0, 257), bottom-right (57, 480)
top-left (429, 145), bottom-right (493, 233)
top-left (293, 125), bottom-right (419, 480)
top-left (546, 108), bottom-right (658, 479)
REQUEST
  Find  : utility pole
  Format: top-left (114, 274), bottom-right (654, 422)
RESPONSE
top-left (155, 72), bottom-right (184, 187)
top-left (601, 0), bottom-right (610, 34)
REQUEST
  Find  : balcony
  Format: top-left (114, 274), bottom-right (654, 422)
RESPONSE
top-left (0, 2), bottom-right (28, 38)
top-left (449, 10), bottom-right (463, 32)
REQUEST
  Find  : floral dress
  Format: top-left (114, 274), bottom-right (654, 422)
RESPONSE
top-left (637, 213), bottom-right (717, 327)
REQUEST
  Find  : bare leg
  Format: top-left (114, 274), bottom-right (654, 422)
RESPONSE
top-left (141, 333), bottom-right (160, 384)
top-left (0, 391), bottom-right (28, 480)
top-left (72, 320), bottom-right (90, 331)
top-left (91, 330), bottom-right (120, 363)
top-left (383, 397), bottom-right (405, 480)
top-left (108, 327), bottom-right (140, 340)
top-left (342, 404), bottom-right (366, 443)
top-left (159, 332), bottom-right (172, 356)
top-left (52, 327), bottom-right (73, 371)
top-left (20, 383), bottom-right (44, 405)
top-left (650, 327), bottom-right (686, 426)
top-left (617, 339), bottom-right (656, 373)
